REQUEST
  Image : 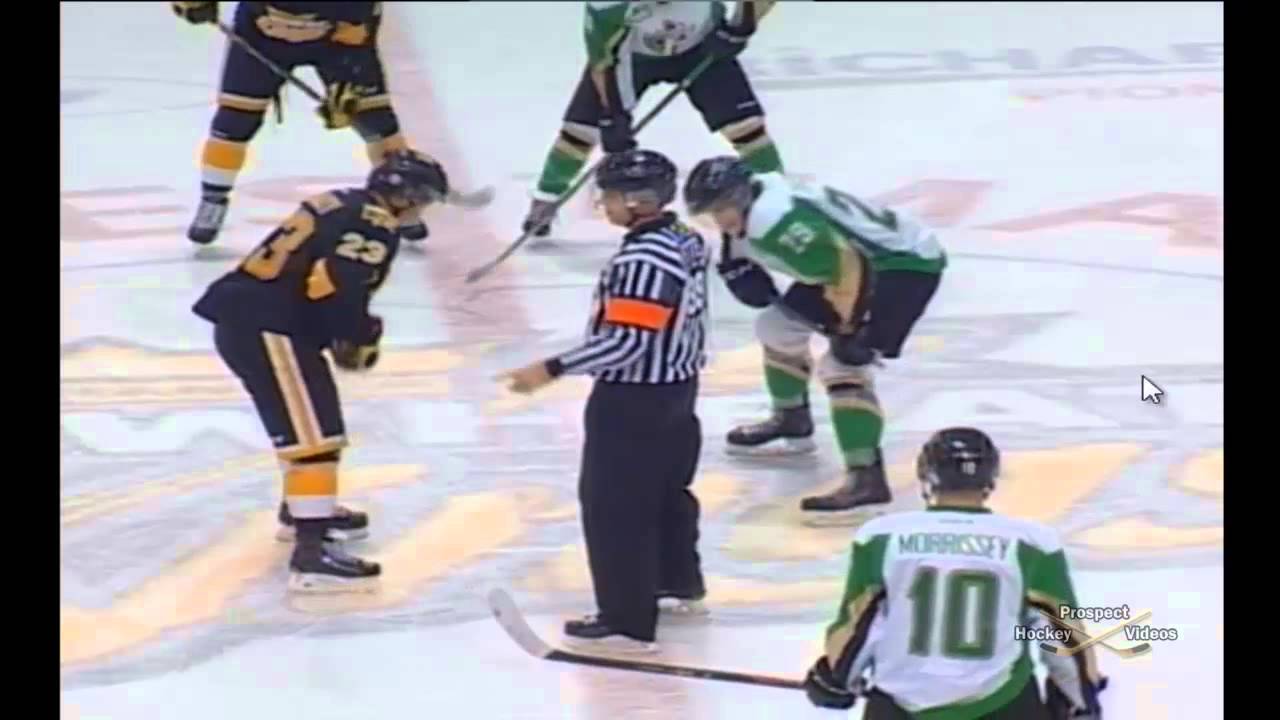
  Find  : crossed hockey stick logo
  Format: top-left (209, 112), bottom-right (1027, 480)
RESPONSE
top-left (1036, 608), bottom-right (1154, 658)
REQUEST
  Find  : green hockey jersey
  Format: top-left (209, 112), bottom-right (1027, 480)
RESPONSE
top-left (728, 172), bottom-right (946, 291)
top-left (821, 506), bottom-right (1103, 719)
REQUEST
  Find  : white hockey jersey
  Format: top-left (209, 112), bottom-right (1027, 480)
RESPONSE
top-left (821, 506), bottom-right (1103, 718)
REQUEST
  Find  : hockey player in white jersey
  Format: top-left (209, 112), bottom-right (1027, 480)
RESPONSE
top-left (801, 428), bottom-right (1108, 719)
top-left (683, 157), bottom-right (944, 515)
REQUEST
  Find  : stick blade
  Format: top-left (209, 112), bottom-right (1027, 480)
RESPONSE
top-left (487, 588), bottom-right (553, 659)
top-left (448, 186), bottom-right (496, 209)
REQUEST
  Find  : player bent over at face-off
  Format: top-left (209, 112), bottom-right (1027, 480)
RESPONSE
top-left (683, 157), bottom-right (945, 516)
top-left (803, 428), bottom-right (1109, 719)
top-left (192, 150), bottom-right (449, 593)
top-left (172, 2), bottom-right (430, 245)
top-left (502, 149), bottom-right (710, 652)
top-left (521, 0), bottom-right (783, 238)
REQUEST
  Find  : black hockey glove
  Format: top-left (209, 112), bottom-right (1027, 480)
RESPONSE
top-left (331, 316), bottom-right (382, 372)
top-left (703, 20), bottom-right (751, 59)
top-left (830, 326), bottom-right (880, 367)
top-left (172, 1), bottom-right (217, 25)
top-left (718, 257), bottom-right (777, 308)
top-left (803, 657), bottom-right (857, 710)
top-left (599, 112), bottom-right (636, 154)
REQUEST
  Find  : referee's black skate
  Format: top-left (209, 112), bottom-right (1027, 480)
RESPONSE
top-left (276, 502), bottom-right (369, 542)
top-left (287, 520), bottom-right (381, 594)
top-left (726, 404), bottom-right (816, 456)
top-left (801, 452), bottom-right (892, 522)
top-left (563, 615), bottom-right (658, 654)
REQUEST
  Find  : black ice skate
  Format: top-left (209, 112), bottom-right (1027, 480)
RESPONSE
top-left (521, 197), bottom-right (556, 239)
top-left (801, 452), bottom-right (893, 525)
top-left (726, 405), bottom-right (816, 456)
top-left (187, 195), bottom-right (228, 245)
top-left (276, 502), bottom-right (369, 543)
top-left (563, 615), bottom-right (658, 654)
top-left (400, 220), bottom-right (429, 243)
top-left (287, 527), bottom-right (381, 594)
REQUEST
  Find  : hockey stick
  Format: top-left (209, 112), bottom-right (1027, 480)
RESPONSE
top-left (487, 589), bottom-right (804, 691)
top-left (463, 54), bottom-right (718, 284)
top-left (213, 21), bottom-right (495, 209)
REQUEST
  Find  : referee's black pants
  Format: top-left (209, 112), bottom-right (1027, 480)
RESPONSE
top-left (578, 377), bottom-right (705, 642)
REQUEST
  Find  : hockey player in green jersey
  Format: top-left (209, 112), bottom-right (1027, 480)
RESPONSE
top-left (521, 1), bottom-right (783, 239)
top-left (683, 157), bottom-right (944, 514)
top-left (802, 428), bottom-right (1108, 719)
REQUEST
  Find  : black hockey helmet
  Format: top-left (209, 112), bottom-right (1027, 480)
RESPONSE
top-left (367, 149), bottom-right (449, 207)
top-left (683, 156), bottom-right (754, 215)
top-left (916, 427), bottom-right (1000, 497)
top-left (595, 148), bottom-right (678, 207)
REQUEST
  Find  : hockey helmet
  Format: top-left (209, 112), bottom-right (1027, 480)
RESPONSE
top-left (367, 149), bottom-right (449, 208)
top-left (595, 148), bottom-right (678, 208)
top-left (916, 427), bottom-right (1000, 498)
top-left (683, 156), bottom-right (754, 215)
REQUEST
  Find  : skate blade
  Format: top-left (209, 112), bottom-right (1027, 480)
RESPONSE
top-left (563, 635), bottom-right (659, 655)
top-left (801, 508), bottom-right (886, 528)
top-left (287, 572), bottom-right (381, 595)
top-left (725, 437), bottom-right (817, 458)
top-left (275, 526), bottom-right (370, 543)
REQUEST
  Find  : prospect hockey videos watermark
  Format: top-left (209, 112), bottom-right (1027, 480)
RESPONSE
top-left (1015, 604), bottom-right (1178, 659)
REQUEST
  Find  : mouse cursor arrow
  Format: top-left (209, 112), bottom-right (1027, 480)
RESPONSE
top-left (1141, 375), bottom-right (1164, 404)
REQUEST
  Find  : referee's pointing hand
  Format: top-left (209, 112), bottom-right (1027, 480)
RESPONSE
top-left (501, 360), bottom-right (555, 395)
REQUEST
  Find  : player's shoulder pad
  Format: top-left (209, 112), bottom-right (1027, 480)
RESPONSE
top-left (747, 172), bottom-right (801, 237)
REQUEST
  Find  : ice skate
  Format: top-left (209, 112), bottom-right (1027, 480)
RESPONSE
top-left (521, 196), bottom-right (557, 240)
top-left (287, 528), bottom-right (381, 594)
top-left (563, 615), bottom-right (658, 654)
top-left (187, 195), bottom-right (228, 245)
top-left (726, 405), bottom-right (816, 456)
top-left (801, 453), bottom-right (892, 526)
top-left (400, 219), bottom-right (429, 243)
top-left (276, 502), bottom-right (369, 543)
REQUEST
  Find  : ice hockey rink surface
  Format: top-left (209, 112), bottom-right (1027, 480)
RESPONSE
top-left (60, 2), bottom-right (1223, 718)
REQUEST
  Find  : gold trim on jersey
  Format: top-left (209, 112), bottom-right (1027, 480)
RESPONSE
top-left (823, 245), bottom-right (867, 330)
top-left (305, 259), bottom-right (338, 301)
top-left (824, 585), bottom-right (883, 667)
top-left (355, 93), bottom-right (393, 112)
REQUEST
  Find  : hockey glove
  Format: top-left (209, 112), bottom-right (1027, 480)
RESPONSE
top-left (172, 1), bottom-right (217, 25)
top-left (599, 112), bottom-right (636, 154)
top-left (830, 327), bottom-right (881, 368)
top-left (331, 316), bottom-right (382, 372)
top-left (803, 657), bottom-right (857, 710)
top-left (317, 80), bottom-right (363, 130)
top-left (718, 257), bottom-right (777, 308)
top-left (703, 20), bottom-right (751, 59)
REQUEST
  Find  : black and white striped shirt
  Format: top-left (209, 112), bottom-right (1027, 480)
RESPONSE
top-left (546, 213), bottom-right (709, 384)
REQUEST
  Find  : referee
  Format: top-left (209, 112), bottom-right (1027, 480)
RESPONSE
top-left (502, 148), bottom-right (710, 653)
